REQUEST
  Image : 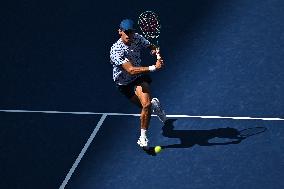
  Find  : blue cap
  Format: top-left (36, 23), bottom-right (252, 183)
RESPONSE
top-left (120, 19), bottom-right (135, 31)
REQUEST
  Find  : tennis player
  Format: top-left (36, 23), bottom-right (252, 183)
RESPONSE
top-left (110, 19), bottom-right (167, 148)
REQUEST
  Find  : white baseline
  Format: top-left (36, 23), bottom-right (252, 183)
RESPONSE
top-left (0, 109), bottom-right (283, 121)
top-left (1, 109), bottom-right (283, 189)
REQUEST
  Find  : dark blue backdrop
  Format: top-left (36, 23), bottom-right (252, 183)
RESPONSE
top-left (0, 0), bottom-right (283, 189)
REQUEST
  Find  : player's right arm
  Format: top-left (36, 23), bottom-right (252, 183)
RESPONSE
top-left (122, 60), bottom-right (163, 75)
top-left (110, 45), bottom-right (163, 76)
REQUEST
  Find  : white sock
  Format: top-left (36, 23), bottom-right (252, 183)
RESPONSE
top-left (141, 129), bottom-right (147, 138)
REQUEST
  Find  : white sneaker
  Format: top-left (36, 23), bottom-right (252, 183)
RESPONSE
top-left (151, 98), bottom-right (167, 123)
top-left (137, 136), bottom-right (149, 147)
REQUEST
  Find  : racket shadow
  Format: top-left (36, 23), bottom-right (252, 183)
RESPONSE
top-left (160, 119), bottom-right (267, 150)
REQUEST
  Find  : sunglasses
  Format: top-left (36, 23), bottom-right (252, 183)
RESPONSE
top-left (124, 29), bottom-right (135, 35)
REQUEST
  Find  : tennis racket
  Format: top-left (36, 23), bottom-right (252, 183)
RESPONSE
top-left (138, 11), bottom-right (162, 60)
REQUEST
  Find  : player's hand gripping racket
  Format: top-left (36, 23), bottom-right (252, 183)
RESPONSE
top-left (138, 11), bottom-right (162, 60)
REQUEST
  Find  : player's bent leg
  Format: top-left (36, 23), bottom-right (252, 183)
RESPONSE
top-left (130, 95), bottom-right (142, 108)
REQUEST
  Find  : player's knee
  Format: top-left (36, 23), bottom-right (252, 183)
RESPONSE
top-left (141, 102), bottom-right (152, 111)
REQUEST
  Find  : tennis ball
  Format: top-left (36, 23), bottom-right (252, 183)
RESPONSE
top-left (154, 146), bottom-right (162, 153)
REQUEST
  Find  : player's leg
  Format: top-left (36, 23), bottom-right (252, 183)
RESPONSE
top-left (136, 74), bottom-right (167, 123)
top-left (130, 95), bottom-right (142, 108)
top-left (130, 88), bottom-right (167, 123)
top-left (135, 82), bottom-right (152, 147)
top-left (129, 75), bottom-right (150, 109)
top-left (135, 82), bottom-right (152, 130)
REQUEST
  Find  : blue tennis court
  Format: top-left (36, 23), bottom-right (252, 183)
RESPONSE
top-left (1, 0), bottom-right (283, 188)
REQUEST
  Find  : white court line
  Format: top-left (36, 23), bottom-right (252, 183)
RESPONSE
top-left (0, 109), bottom-right (283, 121)
top-left (59, 113), bottom-right (108, 189)
top-left (1, 109), bottom-right (283, 189)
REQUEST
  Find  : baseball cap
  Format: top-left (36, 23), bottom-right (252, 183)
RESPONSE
top-left (119, 19), bottom-right (135, 31)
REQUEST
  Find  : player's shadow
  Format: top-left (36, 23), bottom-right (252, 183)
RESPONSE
top-left (160, 119), bottom-right (263, 150)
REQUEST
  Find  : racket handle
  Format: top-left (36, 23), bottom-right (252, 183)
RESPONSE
top-left (156, 47), bottom-right (161, 60)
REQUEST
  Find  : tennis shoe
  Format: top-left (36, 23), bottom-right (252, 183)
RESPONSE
top-left (151, 98), bottom-right (167, 123)
top-left (137, 136), bottom-right (149, 147)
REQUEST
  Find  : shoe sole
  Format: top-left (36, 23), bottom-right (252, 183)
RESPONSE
top-left (152, 98), bottom-right (167, 123)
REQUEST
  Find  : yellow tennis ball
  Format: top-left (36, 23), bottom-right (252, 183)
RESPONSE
top-left (154, 146), bottom-right (162, 153)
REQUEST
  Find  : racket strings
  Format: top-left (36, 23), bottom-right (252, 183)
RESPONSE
top-left (238, 127), bottom-right (267, 138)
top-left (138, 11), bottom-right (161, 39)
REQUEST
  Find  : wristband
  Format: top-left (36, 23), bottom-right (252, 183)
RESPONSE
top-left (148, 65), bottom-right (156, 72)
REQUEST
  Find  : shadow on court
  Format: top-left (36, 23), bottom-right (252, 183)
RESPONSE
top-left (145, 119), bottom-right (267, 156)
top-left (161, 119), bottom-right (267, 149)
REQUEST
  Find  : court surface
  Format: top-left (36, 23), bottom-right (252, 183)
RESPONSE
top-left (1, 0), bottom-right (283, 189)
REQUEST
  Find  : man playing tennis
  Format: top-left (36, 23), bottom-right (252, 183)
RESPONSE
top-left (110, 19), bottom-right (167, 148)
